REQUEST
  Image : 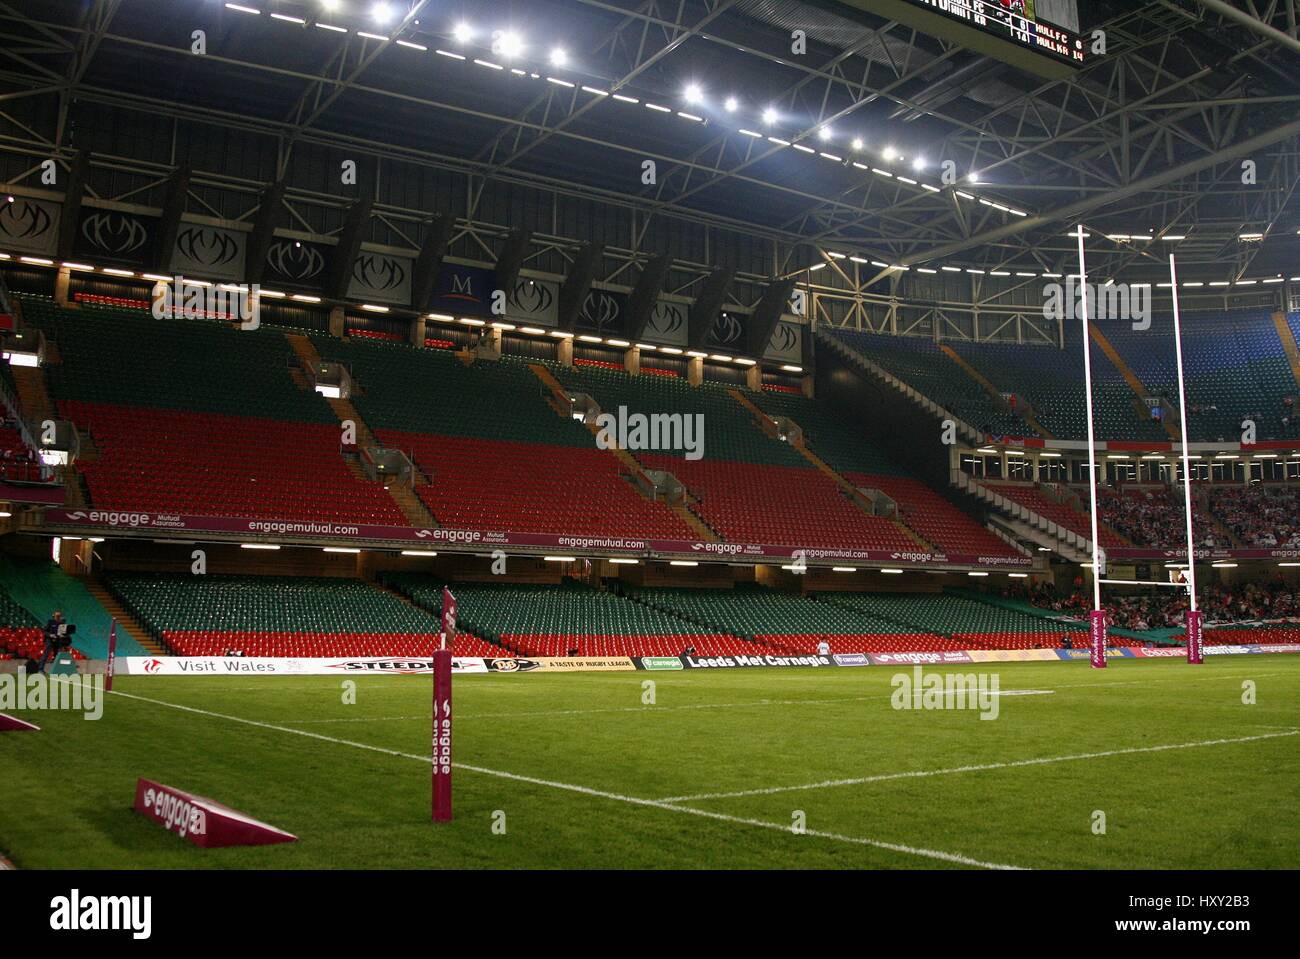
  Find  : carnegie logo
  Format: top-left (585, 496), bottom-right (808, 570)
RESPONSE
top-left (0, 198), bottom-right (53, 240)
top-left (266, 240), bottom-right (326, 280)
top-left (142, 786), bottom-right (207, 838)
top-left (353, 254), bottom-right (406, 292)
top-left (81, 212), bottom-right (149, 255)
top-left (176, 226), bottom-right (241, 268)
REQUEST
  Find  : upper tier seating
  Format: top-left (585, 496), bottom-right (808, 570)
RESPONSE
top-left (754, 389), bottom-right (1020, 558)
top-left (64, 401), bottom-right (408, 524)
top-left (830, 311), bottom-right (1300, 443)
top-left (19, 297), bottom-right (406, 525)
top-left (984, 482), bottom-right (1127, 548)
top-left (827, 330), bottom-right (1025, 437)
top-left (1100, 310), bottom-right (1299, 443)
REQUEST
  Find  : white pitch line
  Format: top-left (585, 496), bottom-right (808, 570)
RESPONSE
top-left (655, 729), bottom-right (1300, 803)
top-left (102, 689), bottom-right (1021, 870)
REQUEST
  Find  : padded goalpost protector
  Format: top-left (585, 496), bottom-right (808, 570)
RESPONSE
top-left (1088, 610), bottom-right (1107, 669)
top-left (432, 648), bottom-right (453, 822)
top-left (1185, 610), bottom-right (1204, 665)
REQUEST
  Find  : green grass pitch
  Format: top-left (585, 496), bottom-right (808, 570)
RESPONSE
top-left (2, 655), bottom-right (1297, 869)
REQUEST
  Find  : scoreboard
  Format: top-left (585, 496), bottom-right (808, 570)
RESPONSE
top-left (827, 0), bottom-right (1088, 78)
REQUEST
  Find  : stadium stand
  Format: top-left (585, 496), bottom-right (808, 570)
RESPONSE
top-left (103, 572), bottom-right (462, 657)
top-left (625, 583), bottom-right (949, 654)
top-left (386, 575), bottom-right (750, 657)
top-left (19, 297), bottom-right (408, 525)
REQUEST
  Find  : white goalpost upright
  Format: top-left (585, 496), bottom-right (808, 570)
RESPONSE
top-left (1168, 254), bottom-right (1204, 664)
top-left (1074, 227), bottom-right (1203, 667)
top-left (1073, 226), bottom-right (1109, 668)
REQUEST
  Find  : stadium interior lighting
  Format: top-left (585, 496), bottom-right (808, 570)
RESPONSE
top-left (880, 569), bottom-right (904, 575)
top-left (724, 96), bottom-right (738, 112)
top-left (968, 571), bottom-right (989, 576)
top-left (323, 547), bottom-right (361, 554)
top-left (912, 157), bottom-right (925, 170)
top-left (543, 556), bottom-right (577, 562)
top-left (240, 543), bottom-right (281, 550)
top-left (371, 2), bottom-right (393, 25)
top-left (818, 126), bottom-right (832, 141)
top-left (549, 47), bottom-right (567, 67)
top-left (452, 22), bottom-right (473, 43)
top-left (762, 106), bottom-right (778, 125)
top-left (832, 567), bottom-right (857, 573)
top-left (608, 558), bottom-right (639, 565)
top-left (851, 138), bottom-right (863, 151)
top-left (684, 83), bottom-right (703, 104)
top-left (400, 550), bottom-right (438, 557)
top-left (320, 0), bottom-right (339, 10)
top-left (497, 31), bottom-right (523, 58)
top-left (669, 560), bottom-right (699, 566)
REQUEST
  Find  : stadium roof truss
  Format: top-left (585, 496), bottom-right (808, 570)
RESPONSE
top-left (0, 0), bottom-right (1297, 299)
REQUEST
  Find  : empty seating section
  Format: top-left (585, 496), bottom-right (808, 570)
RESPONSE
top-left (105, 573), bottom-right (443, 657)
top-left (385, 576), bottom-right (744, 657)
top-left (825, 591), bottom-right (1088, 649)
top-left (985, 482), bottom-right (1126, 548)
top-left (18, 297), bottom-right (409, 525)
top-left (1099, 311), bottom-right (1298, 442)
top-left (945, 338), bottom-right (1163, 441)
top-left (391, 432), bottom-right (698, 538)
top-left (63, 402), bottom-right (407, 524)
top-left (304, 338), bottom-right (697, 538)
top-left (829, 330), bottom-right (1023, 436)
top-left (627, 584), bottom-right (945, 654)
top-left (832, 312), bottom-right (1300, 443)
top-left (754, 388), bottom-right (1018, 557)
top-left (0, 584), bottom-right (44, 661)
top-left (21, 297), bottom-right (332, 423)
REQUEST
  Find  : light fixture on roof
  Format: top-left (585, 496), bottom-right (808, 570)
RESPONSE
top-left (724, 96), bottom-right (738, 112)
top-left (669, 560), bottom-right (699, 567)
top-left (496, 30), bottom-right (523, 58)
top-left (818, 126), bottom-right (833, 142)
top-left (684, 83), bottom-right (703, 105)
top-left (400, 550), bottom-right (438, 557)
top-left (241, 543), bottom-right (281, 550)
top-left (832, 567), bottom-right (857, 573)
top-left (452, 21), bottom-right (473, 43)
top-left (549, 47), bottom-right (567, 66)
top-left (371, 2), bottom-right (393, 25)
top-left (609, 558), bottom-right (639, 565)
top-left (912, 156), bottom-right (925, 170)
top-left (762, 106), bottom-right (778, 125)
top-left (323, 547), bottom-right (361, 554)
top-left (543, 556), bottom-right (577, 562)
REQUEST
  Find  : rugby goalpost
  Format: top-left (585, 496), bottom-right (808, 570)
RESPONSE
top-left (433, 587), bottom-right (456, 822)
top-left (1073, 228), bottom-right (1202, 667)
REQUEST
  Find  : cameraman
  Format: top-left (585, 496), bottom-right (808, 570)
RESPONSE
top-left (37, 610), bottom-right (66, 674)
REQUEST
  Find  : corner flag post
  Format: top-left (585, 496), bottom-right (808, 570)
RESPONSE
top-left (105, 618), bottom-right (118, 691)
top-left (1168, 254), bottom-right (1203, 664)
top-left (1075, 225), bottom-right (1107, 668)
top-left (433, 587), bottom-right (456, 822)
